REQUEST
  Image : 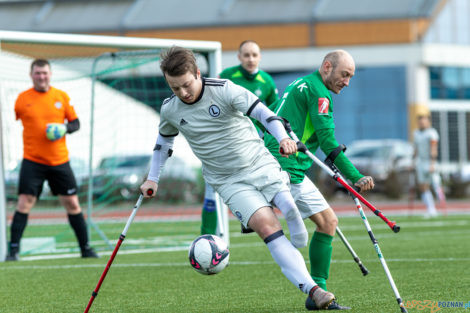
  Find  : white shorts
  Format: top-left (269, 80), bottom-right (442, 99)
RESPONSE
top-left (212, 161), bottom-right (290, 227)
top-left (290, 178), bottom-right (330, 219)
top-left (416, 162), bottom-right (432, 185)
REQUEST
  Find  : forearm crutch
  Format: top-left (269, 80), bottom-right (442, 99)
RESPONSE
top-left (276, 118), bottom-right (407, 312)
top-left (329, 163), bottom-right (408, 313)
top-left (335, 226), bottom-right (369, 276)
top-left (84, 190), bottom-right (153, 313)
top-left (275, 117), bottom-right (400, 233)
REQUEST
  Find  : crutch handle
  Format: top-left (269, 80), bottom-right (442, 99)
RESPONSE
top-left (279, 141), bottom-right (307, 155)
top-left (279, 118), bottom-right (401, 232)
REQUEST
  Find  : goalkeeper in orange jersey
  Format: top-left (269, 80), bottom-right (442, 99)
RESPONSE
top-left (6, 59), bottom-right (97, 261)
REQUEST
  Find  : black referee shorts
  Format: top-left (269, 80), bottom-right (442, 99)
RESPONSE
top-left (18, 159), bottom-right (78, 198)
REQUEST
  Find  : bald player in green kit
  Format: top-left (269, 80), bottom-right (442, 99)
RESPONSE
top-left (200, 40), bottom-right (279, 235)
top-left (265, 50), bottom-right (374, 310)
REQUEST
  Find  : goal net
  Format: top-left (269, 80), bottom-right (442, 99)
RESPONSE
top-left (0, 31), bottom-right (225, 260)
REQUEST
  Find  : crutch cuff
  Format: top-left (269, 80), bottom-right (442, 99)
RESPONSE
top-left (324, 144), bottom-right (347, 167)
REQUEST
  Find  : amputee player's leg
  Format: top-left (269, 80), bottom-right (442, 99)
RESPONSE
top-left (224, 186), bottom-right (334, 309)
top-left (272, 190), bottom-right (308, 248)
top-left (292, 179), bottom-right (350, 310)
top-left (200, 182), bottom-right (218, 235)
top-left (247, 205), bottom-right (335, 309)
top-left (417, 164), bottom-right (437, 217)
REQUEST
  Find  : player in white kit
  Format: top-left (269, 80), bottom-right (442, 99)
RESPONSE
top-left (140, 46), bottom-right (335, 309)
top-left (413, 113), bottom-right (440, 217)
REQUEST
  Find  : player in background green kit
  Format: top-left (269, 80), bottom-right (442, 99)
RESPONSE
top-left (200, 40), bottom-right (279, 235)
top-left (265, 50), bottom-right (374, 310)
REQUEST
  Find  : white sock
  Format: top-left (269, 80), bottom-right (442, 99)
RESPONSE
top-left (273, 191), bottom-right (308, 248)
top-left (421, 190), bottom-right (437, 215)
top-left (266, 232), bottom-right (316, 294)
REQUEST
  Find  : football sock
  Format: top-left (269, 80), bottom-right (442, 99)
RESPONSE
top-left (421, 190), bottom-right (437, 215)
top-left (265, 231), bottom-right (316, 294)
top-left (200, 184), bottom-right (218, 235)
top-left (10, 211), bottom-right (28, 249)
top-left (68, 212), bottom-right (89, 249)
top-left (309, 231), bottom-right (333, 291)
top-left (273, 191), bottom-right (308, 248)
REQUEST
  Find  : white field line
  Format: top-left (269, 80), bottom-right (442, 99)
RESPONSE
top-left (6, 224), bottom-right (470, 262)
top-left (2, 257), bottom-right (470, 270)
top-left (16, 219), bottom-right (470, 257)
top-left (21, 210), bottom-right (470, 225)
top-left (43, 225), bottom-right (470, 250)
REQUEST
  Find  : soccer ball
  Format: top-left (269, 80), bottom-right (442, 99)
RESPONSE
top-left (188, 234), bottom-right (229, 275)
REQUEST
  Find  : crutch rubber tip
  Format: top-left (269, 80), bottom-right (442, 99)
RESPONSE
top-left (360, 265), bottom-right (369, 276)
top-left (393, 225), bottom-right (401, 233)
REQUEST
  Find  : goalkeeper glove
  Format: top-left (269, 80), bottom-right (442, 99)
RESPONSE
top-left (46, 123), bottom-right (67, 141)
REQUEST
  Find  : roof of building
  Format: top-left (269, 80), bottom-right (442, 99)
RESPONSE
top-left (0, 0), bottom-right (444, 32)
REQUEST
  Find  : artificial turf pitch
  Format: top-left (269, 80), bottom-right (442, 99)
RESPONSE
top-left (1, 213), bottom-right (469, 312)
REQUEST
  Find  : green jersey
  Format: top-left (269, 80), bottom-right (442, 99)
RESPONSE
top-left (264, 70), bottom-right (363, 184)
top-left (220, 65), bottom-right (278, 107)
top-left (220, 65), bottom-right (279, 134)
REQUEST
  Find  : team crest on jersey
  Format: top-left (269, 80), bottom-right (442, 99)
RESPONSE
top-left (255, 88), bottom-right (262, 96)
top-left (54, 101), bottom-right (62, 109)
top-left (209, 104), bottom-right (220, 117)
top-left (318, 98), bottom-right (329, 115)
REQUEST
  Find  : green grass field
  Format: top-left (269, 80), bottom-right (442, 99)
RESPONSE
top-left (1, 213), bottom-right (469, 313)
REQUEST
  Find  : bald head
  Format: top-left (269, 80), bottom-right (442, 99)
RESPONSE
top-left (322, 50), bottom-right (354, 69)
top-left (320, 50), bottom-right (355, 94)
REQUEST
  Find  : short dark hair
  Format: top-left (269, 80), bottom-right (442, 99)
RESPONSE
top-left (239, 40), bottom-right (258, 52)
top-left (160, 46), bottom-right (198, 77)
top-left (30, 59), bottom-right (50, 72)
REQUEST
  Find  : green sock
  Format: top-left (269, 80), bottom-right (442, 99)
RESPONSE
top-left (309, 231), bottom-right (334, 291)
top-left (200, 198), bottom-right (217, 235)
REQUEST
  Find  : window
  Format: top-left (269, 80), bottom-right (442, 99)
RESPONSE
top-left (448, 112), bottom-right (459, 161)
top-left (430, 66), bottom-right (470, 100)
top-left (432, 110), bottom-right (469, 163)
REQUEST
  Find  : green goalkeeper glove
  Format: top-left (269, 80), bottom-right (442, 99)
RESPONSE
top-left (46, 123), bottom-right (67, 141)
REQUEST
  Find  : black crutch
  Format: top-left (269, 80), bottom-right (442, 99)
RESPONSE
top-left (335, 226), bottom-right (369, 276)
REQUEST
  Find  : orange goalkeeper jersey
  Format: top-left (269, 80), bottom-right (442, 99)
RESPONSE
top-left (15, 87), bottom-right (78, 166)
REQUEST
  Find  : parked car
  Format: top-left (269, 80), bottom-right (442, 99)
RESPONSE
top-left (315, 139), bottom-right (414, 198)
top-left (448, 164), bottom-right (470, 197)
top-left (92, 154), bottom-right (198, 202)
top-left (4, 163), bottom-right (21, 200)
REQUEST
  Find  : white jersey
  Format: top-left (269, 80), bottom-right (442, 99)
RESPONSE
top-left (413, 127), bottom-right (439, 161)
top-left (159, 78), bottom-right (278, 185)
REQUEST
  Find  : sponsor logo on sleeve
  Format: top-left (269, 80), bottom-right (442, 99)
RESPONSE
top-left (318, 98), bottom-right (330, 115)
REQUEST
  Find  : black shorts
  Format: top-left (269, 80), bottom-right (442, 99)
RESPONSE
top-left (18, 159), bottom-right (78, 198)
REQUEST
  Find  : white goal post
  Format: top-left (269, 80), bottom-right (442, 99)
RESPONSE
top-left (0, 30), bottom-right (229, 261)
